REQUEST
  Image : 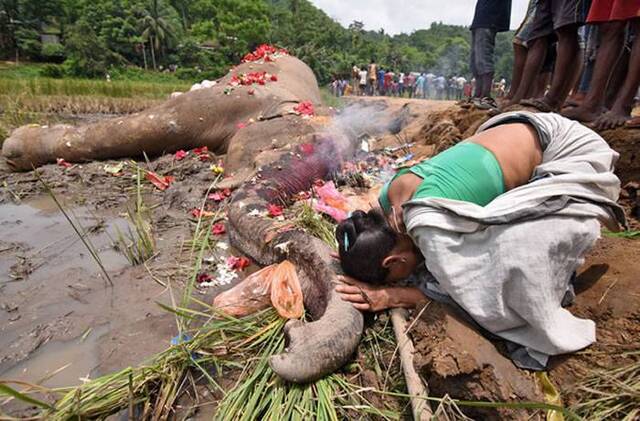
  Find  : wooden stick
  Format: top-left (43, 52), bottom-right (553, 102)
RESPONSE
top-left (390, 308), bottom-right (432, 420)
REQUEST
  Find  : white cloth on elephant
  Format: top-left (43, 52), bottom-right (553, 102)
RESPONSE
top-left (403, 111), bottom-right (626, 365)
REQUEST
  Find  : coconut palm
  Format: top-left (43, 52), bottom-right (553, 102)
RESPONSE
top-left (138, 0), bottom-right (180, 70)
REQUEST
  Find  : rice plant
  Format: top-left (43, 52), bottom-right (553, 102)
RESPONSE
top-left (571, 352), bottom-right (640, 420)
top-left (112, 168), bottom-right (156, 265)
top-left (293, 202), bottom-right (338, 250)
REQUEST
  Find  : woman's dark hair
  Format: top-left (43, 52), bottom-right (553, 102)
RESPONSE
top-left (335, 209), bottom-right (398, 284)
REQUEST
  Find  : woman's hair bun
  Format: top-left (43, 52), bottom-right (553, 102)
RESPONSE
top-left (335, 208), bottom-right (397, 285)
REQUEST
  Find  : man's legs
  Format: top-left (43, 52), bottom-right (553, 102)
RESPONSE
top-left (531, 24), bottom-right (581, 111)
top-left (562, 20), bottom-right (626, 121)
top-left (506, 43), bottom-right (528, 99)
top-left (507, 37), bottom-right (549, 105)
top-left (595, 19), bottom-right (640, 129)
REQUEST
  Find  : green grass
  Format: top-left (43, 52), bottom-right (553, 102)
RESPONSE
top-left (603, 230), bottom-right (640, 239)
top-left (320, 87), bottom-right (345, 109)
top-left (0, 63), bottom-right (189, 99)
top-left (112, 167), bottom-right (156, 265)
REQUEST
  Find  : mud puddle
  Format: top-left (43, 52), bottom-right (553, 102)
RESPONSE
top-left (2, 325), bottom-right (109, 388)
top-left (0, 196), bottom-right (151, 377)
top-left (0, 196), bottom-right (128, 284)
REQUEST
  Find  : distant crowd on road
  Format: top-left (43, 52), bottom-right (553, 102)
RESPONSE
top-left (330, 63), bottom-right (508, 102)
top-left (332, 0), bottom-right (639, 130)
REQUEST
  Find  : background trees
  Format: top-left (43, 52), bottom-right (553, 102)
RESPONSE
top-left (0, 0), bottom-right (514, 83)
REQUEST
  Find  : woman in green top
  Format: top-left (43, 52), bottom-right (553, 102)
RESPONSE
top-left (334, 116), bottom-right (544, 312)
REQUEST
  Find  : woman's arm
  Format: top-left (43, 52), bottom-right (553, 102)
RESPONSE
top-left (334, 275), bottom-right (428, 312)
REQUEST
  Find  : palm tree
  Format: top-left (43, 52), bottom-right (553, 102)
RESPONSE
top-left (139, 0), bottom-right (180, 70)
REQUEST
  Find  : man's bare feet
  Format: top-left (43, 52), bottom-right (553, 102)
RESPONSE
top-left (520, 97), bottom-right (559, 113)
top-left (626, 116), bottom-right (640, 128)
top-left (594, 109), bottom-right (631, 130)
top-left (561, 105), bottom-right (606, 123)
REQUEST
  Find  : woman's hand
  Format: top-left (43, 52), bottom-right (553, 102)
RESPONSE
top-left (334, 275), bottom-right (391, 312)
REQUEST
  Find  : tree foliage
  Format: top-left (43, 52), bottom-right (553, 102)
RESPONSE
top-left (0, 0), bottom-right (514, 82)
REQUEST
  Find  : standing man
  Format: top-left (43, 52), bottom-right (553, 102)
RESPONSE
top-left (470, 0), bottom-right (513, 109)
top-left (513, 0), bottom-right (591, 112)
top-left (351, 63), bottom-right (360, 95)
top-left (368, 59), bottom-right (378, 96)
top-left (358, 66), bottom-right (368, 96)
top-left (377, 67), bottom-right (385, 96)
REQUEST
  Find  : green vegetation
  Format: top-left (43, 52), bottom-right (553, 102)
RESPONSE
top-left (0, 0), bottom-right (514, 84)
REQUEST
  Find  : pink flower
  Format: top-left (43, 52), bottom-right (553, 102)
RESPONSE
top-left (294, 101), bottom-right (314, 116)
top-left (174, 150), bottom-right (188, 161)
top-left (226, 256), bottom-right (251, 271)
top-left (56, 158), bottom-right (72, 168)
top-left (207, 189), bottom-right (231, 202)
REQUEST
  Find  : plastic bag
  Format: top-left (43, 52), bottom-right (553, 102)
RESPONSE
top-left (213, 265), bottom-right (275, 317)
top-left (213, 260), bottom-right (304, 319)
top-left (270, 261), bottom-right (304, 319)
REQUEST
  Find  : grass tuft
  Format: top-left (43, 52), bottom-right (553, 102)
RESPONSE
top-left (571, 351), bottom-right (640, 420)
top-left (112, 167), bottom-right (156, 265)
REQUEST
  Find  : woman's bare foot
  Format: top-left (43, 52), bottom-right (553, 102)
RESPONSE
top-left (561, 104), bottom-right (606, 123)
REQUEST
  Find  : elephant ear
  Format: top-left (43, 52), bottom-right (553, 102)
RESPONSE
top-left (270, 261), bottom-right (304, 320)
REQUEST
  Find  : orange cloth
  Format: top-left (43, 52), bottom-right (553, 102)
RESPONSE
top-left (587, 0), bottom-right (640, 22)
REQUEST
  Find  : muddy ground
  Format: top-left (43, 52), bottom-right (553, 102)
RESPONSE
top-left (0, 97), bottom-right (639, 419)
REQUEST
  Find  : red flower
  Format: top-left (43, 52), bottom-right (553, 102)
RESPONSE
top-left (240, 44), bottom-right (288, 63)
top-left (270, 74), bottom-right (278, 82)
top-left (212, 223), bottom-right (226, 235)
top-left (193, 146), bottom-right (210, 161)
top-left (197, 273), bottom-right (213, 283)
top-left (267, 204), bottom-right (284, 217)
top-left (145, 171), bottom-right (174, 191)
top-left (299, 143), bottom-right (315, 155)
top-left (293, 101), bottom-right (314, 116)
top-left (236, 122), bottom-right (247, 129)
top-left (56, 158), bottom-right (72, 168)
top-left (227, 256), bottom-right (251, 271)
top-left (174, 150), bottom-right (187, 161)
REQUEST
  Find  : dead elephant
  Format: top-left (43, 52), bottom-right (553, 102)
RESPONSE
top-left (2, 54), bottom-right (322, 184)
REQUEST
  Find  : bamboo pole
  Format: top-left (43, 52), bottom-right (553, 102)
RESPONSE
top-left (390, 308), bottom-right (432, 420)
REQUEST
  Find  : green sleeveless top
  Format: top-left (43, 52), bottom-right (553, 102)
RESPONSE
top-left (379, 142), bottom-right (505, 213)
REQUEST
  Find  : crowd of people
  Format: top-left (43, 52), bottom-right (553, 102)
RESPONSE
top-left (470, 0), bottom-right (639, 129)
top-left (330, 63), bottom-right (507, 101)
top-left (332, 0), bottom-right (639, 130)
